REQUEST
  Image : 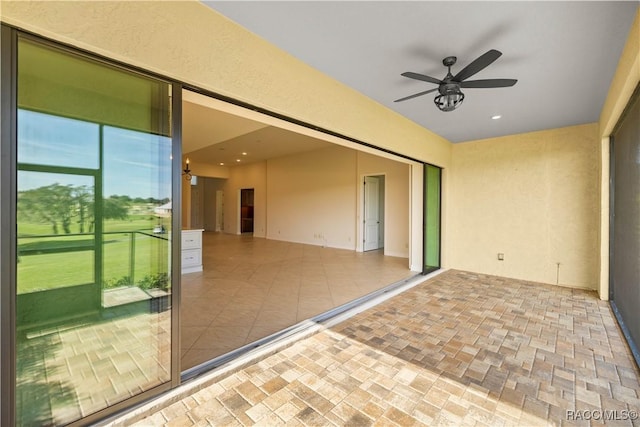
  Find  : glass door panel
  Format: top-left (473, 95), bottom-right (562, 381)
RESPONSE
top-left (16, 37), bottom-right (173, 425)
top-left (424, 164), bottom-right (441, 273)
top-left (610, 90), bottom-right (640, 364)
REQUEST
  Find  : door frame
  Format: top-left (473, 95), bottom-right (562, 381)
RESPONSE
top-left (362, 174), bottom-right (385, 252)
top-left (0, 25), bottom-right (184, 426)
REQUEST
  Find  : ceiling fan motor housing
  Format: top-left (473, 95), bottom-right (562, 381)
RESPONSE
top-left (439, 82), bottom-right (461, 96)
top-left (442, 56), bottom-right (457, 67)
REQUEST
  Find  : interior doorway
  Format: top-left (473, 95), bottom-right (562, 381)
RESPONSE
top-left (240, 188), bottom-right (254, 234)
top-left (179, 89), bottom-right (430, 374)
top-left (216, 190), bottom-right (224, 232)
top-left (190, 178), bottom-right (202, 229)
top-left (363, 175), bottom-right (385, 251)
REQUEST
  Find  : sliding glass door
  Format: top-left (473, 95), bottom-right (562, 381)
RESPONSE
top-left (14, 35), bottom-right (174, 425)
top-left (610, 87), bottom-right (640, 366)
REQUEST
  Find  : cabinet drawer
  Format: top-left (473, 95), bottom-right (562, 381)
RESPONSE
top-left (182, 249), bottom-right (201, 267)
top-left (181, 232), bottom-right (202, 249)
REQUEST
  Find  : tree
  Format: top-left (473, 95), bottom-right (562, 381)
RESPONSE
top-left (18, 184), bottom-right (75, 234)
top-left (18, 184), bottom-right (130, 235)
top-left (103, 196), bottom-right (129, 221)
top-left (74, 185), bottom-right (93, 233)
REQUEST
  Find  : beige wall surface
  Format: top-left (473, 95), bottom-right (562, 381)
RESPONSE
top-left (1, 0), bottom-right (452, 169)
top-left (448, 123), bottom-right (600, 289)
top-left (266, 146), bottom-right (357, 249)
top-left (356, 152), bottom-right (410, 258)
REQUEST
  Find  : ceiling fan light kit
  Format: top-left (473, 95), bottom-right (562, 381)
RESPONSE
top-left (395, 49), bottom-right (517, 112)
top-left (434, 86), bottom-right (465, 112)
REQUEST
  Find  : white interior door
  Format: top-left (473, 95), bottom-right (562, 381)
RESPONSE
top-left (364, 176), bottom-right (381, 251)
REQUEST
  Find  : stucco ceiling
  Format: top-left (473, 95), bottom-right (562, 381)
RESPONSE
top-left (204, 1), bottom-right (637, 143)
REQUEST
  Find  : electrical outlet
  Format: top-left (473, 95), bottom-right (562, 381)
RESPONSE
top-left (497, 253), bottom-right (504, 261)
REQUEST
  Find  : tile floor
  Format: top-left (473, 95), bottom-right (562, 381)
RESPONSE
top-left (129, 270), bottom-right (640, 426)
top-left (181, 232), bottom-right (416, 370)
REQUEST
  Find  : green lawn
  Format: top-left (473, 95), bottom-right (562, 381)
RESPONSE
top-left (17, 214), bottom-right (164, 235)
top-left (17, 216), bottom-right (171, 294)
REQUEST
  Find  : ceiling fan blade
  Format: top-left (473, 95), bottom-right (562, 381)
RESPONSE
top-left (394, 88), bottom-right (438, 102)
top-left (460, 79), bottom-right (517, 88)
top-left (453, 49), bottom-right (502, 82)
top-left (401, 72), bottom-right (443, 85)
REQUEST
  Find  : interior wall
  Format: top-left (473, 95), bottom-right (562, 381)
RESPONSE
top-left (266, 146), bottom-right (357, 249)
top-left (356, 151), bottom-right (410, 257)
top-left (224, 161), bottom-right (267, 237)
top-left (187, 143), bottom-right (412, 256)
top-left (448, 123), bottom-right (600, 289)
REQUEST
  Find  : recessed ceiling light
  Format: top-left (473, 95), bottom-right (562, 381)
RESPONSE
top-left (236, 159), bottom-right (241, 162)
top-left (491, 115), bottom-right (502, 120)
top-left (242, 152), bottom-right (247, 156)
top-left (219, 162), bottom-right (224, 166)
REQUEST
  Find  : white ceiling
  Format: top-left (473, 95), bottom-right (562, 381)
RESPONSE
top-left (204, 1), bottom-right (638, 143)
top-left (184, 99), bottom-right (334, 165)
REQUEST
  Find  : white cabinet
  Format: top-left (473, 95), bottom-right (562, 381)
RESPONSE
top-left (181, 229), bottom-right (203, 274)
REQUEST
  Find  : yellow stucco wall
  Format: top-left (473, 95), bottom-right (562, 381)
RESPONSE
top-left (446, 7), bottom-right (638, 294)
top-left (599, 7), bottom-right (639, 138)
top-left (448, 123), bottom-right (600, 289)
top-left (0, 0), bottom-right (451, 168)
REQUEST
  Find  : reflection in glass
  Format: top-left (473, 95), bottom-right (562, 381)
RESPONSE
top-left (424, 164), bottom-right (441, 272)
top-left (18, 109), bottom-right (99, 169)
top-left (17, 172), bottom-right (95, 292)
top-left (16, 37), bottom-right (172, 425)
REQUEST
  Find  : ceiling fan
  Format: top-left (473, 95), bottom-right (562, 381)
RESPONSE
top-left (395, 49), bottom-right (517, 112)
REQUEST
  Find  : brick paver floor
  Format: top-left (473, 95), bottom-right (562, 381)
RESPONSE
top-left (128, 270), bottom-right (640, 426)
